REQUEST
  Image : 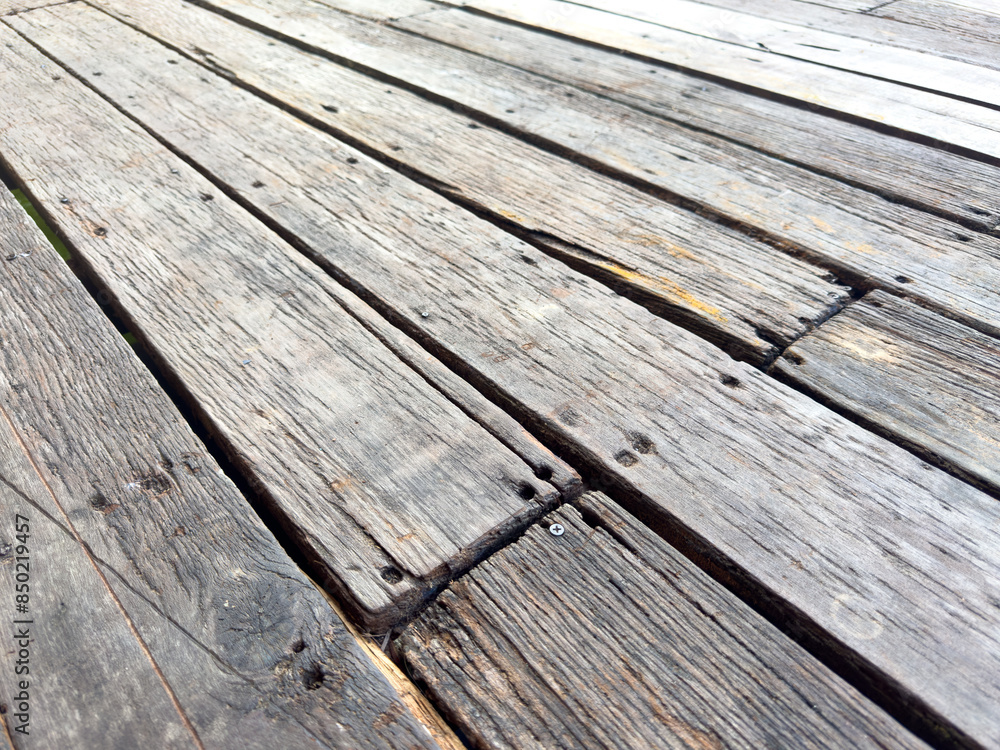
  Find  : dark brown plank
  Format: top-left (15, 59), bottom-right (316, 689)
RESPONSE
top-left (0, 185), bottom-right (440, 746)
top-left (15, 6), bottom-right (1000, 745)
top-left (772, 290), bottom-right (1000, 495)
top-left (400, 493), bottom-right (925, 750)
top-left (0, 23), bottom-right (562, 630)
top-left (125, 0), bottom-right (1000, 342)
top-left (397, 7), bottom-right (1000, 232)
top-left (76, 0), bottom-right (854, 367)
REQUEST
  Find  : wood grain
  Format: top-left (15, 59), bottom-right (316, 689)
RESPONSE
top-left (140, 0), bottom-right (1000, 341)
top-left (443, 0), bottom-right (1000, 159)
top-left (773, 290), bottom-right (1000, 496)
top-left (0, 183), bottom-right (440, 747)
top-left (874, 0), bottom-right (1000, 46)
top-left (684, 0), bottom-right (1000, 69)
top-left (0, 23), bottom-right (560, 630)
top-left (398, 7), bottom-right (1000, 232)
top-left (78, 0), bottom-right (854, 366)
top-left (13, 6), bottom-right (1000, 745)
top-left (400, 493), bottom-right (925, 750)
top-left (568, 0), bottom-right (1000, 108)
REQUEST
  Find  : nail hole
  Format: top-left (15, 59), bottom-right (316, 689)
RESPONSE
top-left (167, 59), bottom-right (178, 64)
top-left (252, 181), bottom-right (264, 188)
top-left (626, 432), bottom-right (657, 454)
top-left (894, 275), bottom-right (911, 284)
top-left (505, 108), bottom-right (516, 113)
top-left (321, 104), bottom-right (339, 113)
top-left (92, 71), bottom-right (102, 76)
top-left (467, 122), bottom-right (480, 129)
top-left (200, 193), bottom-right (214, 202)
top-left (720, 374), bottom-right (741, 388)
top-left (380, 566), bottom-right (403, 584)
top-left (346, 157), bottom-right (358, 164)
top-left (291, 639), bottom-right (307, 653)
top-left (519, 484), bottom-right (537, 500)
top-left (302, 664), bottom-right (324, 690)
top-left (520, 255), bottom-right (538, 266)
top-left (94, 227), bottom-right (107, 237)
top-left (534, 466), bottom-right (553, 481)
top-left (785, 352), bottom-right (805, 365)
top-left (614, 450), bottom-right (638, 467)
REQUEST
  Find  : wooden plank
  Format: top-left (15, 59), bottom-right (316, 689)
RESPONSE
top-left (397, 7), bottom-right (1000, 231)
top-left (0, 24), bottom-right (563, 630)
top-left (131, 0), bottom-right (1000, 341)
top-left (772, 290), bottom-right (1000, 495)
top-left (55, 1), bottom-right (855, 367)
top-left (566, 0), bottom-right (1000, 107)
top-left (683, 0), bottom-right (1000, 69)
top-left (400, 493), bottom-right (926, 750)
top-left (19, 5), bottom-right (1000, 745)
top-left (441, 0), bottom-right (1000, 160)
top-left (0, 188), bottom-right (441, 746)
top-left (308, 0), bottom-right (437, 19)
top-left (874, 0), bottom-right (1000, 45)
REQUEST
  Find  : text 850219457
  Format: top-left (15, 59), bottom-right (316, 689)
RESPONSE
top-left (8, 513), bottom-right (32, 736)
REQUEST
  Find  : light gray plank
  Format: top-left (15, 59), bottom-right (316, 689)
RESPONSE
top-left (773, 290), bottom-right (1000, 496)
top-left (874, 0), bottom-right (1000, 46)
top-left (15, 3), bottom-right (1000, 745)
top-left (135, 0), bottom-right (1000, 342)
top-left (441, 0), bottom-right (1000, 159)
top-left (0, 183), bottom-right (440, 746)
top-left (401, 494), bottom-right (926, 750)
top-left (0, 23), bottom-right (560, 630)
top-left (77, 0), bottom-right (855, 366)
top-left (397, 7), bottom-right (1000, 232)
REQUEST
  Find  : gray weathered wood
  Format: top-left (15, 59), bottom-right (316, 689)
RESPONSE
top-left (773, 290), bottom-right (1000, 496)
top-left (874, 0), bottom-right (1000, 46)
top-left (0, 25), bottom-right (561, 630)
top-left (397, 7), bottom-right (1000, 232)
top-left (76, 0), bottom-right (853, 366)
top-left (0, 184), bottom-right (440, 746)
top-left (137, 0), bottom-right (1000, 341)
top-left (685, 0), bottom-right (1000, 70)
top-left (400, 494), bottom-right (926, 750)
top-left (567, 0), bottom-right (1000, 108)
top-left (15, 6), bottom-right (1000, 745)
top-left (443, 0), bottom-right (1000, 159)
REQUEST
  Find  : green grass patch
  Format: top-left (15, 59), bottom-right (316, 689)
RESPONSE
top-left (11, 188), bottom-right (72, 261)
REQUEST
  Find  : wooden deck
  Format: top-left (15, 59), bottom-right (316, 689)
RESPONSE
top-left (1, 0), bottom-right (998, 747)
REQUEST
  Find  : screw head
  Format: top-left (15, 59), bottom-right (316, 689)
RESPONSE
top-left (549, 523), bottom-right (565, 537)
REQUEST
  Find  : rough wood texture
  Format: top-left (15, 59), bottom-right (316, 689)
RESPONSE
top-left (79, 0), bottom-right (853, 366)
top-left (140, 0), bottom-right (1000, 342)
top-left (687, 0), bottom-right (1000, 70)
top-left (444, 0), bottom-right (1000, 160)
top-left (15, 6), bottom-right (1000, 745)
top-left (874, 0), bottom-right (1000, 46)
top-left (0, 25), bottom-right (561, 630)
top-left (773, 290), bottom-right (1000, 496)
top-left (398, 7), bottom-right (1000, 232)
top-left (0, 182), bottom-right (440, 746)
top-left (400, 494), bottom-right (926, 750)
top-left (569, 0), bottom-right (1000, 108)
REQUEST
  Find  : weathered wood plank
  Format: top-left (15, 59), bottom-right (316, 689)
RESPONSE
top-left (308, 0), bottom-right (436, 19)
top-left (397, 7), bottom-right (1000, 232)
top-left (144, 0), bottom-right (1000, 341)
top-left (0, 24), bottom-right (561, 630)
top-left (684, 0), bottom-right (1000, 69)
top-left (77, 0), bottom-right (853, 366)
top-left (569, 0), bottom-right (1000, 108)
top-left (0, 186), bottom-right (441, 746)
top-left (17, 6), bottom-right (1000, 745)
top-left (772, 290), bottom-right (1000, 496)
top-left (442, 0), bottom-right (1000, 160)
top-left (874, 0), bottom-right (1000, 45)
top-left (401, 494), bottom-right (926, 750)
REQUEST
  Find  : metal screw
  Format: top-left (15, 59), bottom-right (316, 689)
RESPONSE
top-left (549, 523), bottom-right (564, 537)
top-left (420, 311), bottom-right (429, 318)
top-left (60, 197), bottom-right (70, 204)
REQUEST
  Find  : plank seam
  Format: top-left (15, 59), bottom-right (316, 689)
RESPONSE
top-left (0, 401), bottom-right (207, 750)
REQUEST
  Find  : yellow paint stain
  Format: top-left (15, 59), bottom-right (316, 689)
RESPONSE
top-left (629, 233), bottom-right (697, 260)
top-left (843, 240), bottom-right (883, 256)
top-left (808, 215), bottom-right (833, 233)
top-left (597, 262), bottom-right (727, 322)
top-left (497, 208), bottom-right (527, 223)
